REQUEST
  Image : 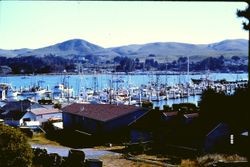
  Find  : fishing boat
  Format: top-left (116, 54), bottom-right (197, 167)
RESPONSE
top-left (20, 86), bottom-right (47, 96)
top-left (52, 84), bottom-right (74, 99)
top-left (0, 83), bottom-right (19, 100)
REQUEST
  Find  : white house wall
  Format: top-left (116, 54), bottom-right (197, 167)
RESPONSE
top-left (22, 112), bottom-right (37, 121)
top-left (21, 112), bottom-right (62, 123)
top-left (37, 113), bottom-right (62, 121)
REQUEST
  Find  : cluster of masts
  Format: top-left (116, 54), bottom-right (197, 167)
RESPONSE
top-left (0, 77), bottom-right (247, 106)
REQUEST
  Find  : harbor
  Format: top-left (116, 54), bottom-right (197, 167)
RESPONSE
top-left (0, 73), bottom-right (248, 108)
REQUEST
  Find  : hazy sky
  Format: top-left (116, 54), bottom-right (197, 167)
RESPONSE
top-left (0, 1), bottom-right (248, 49)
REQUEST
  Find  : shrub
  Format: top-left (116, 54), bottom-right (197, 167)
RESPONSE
top-left (0, 125), bottom-right (33, 167)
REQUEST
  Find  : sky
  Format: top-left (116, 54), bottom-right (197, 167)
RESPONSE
top-left (0, 1), bottom-right (248, 49)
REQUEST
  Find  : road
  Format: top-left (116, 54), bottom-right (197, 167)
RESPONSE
top-left (32, 144), bottom-right (120, 158)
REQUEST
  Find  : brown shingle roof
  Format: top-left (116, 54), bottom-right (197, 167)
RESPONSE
top-left (62, 103), bottom-right (143, 122)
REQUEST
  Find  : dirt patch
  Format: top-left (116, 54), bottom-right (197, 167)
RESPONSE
top-left (100, 154), bottom-right (162, 167)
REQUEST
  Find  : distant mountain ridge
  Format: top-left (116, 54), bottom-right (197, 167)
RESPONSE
top-left (0, 39), bottom-right (248, 62)
top-left (108, 39), bottom-right (248, 62)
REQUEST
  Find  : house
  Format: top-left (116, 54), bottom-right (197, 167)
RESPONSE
top-left (129, 110), bottom-right (200, 144)
top-left (204, 123), bottom-right (230, 152)
top-left (62, 103), bottom-right (148, 135)
top-left (22, 105), bottom-right (61, 124)
top-left (0, 100), bottom-right (61, 126)
top-left (162, 111), bottom-right (178, 121)
top-left (128, 109), bottom-right (166, 143)
top-left (0, 100), bottom-right (33, 126)
top-left (0, 101), bottom-right (7, 108)
top-left (183, 113), bottom-right (199, 124)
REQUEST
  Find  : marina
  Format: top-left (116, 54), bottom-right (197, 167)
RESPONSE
top-left (0, 73), bottom-right (248, 108)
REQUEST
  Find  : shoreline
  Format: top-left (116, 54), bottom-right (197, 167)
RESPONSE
top-left (0, 71), bottom-right (248, 77)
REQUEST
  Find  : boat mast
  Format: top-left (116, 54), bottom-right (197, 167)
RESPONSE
top-left (187, 55), bottom-right (190, 97)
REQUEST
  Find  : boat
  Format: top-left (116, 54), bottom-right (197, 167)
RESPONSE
top-left (0, 83), bottom-right (19, 100)
top-left (20, 86), bottom-right (47, 96)
top-left (52, 84), bottom-right (74, 99)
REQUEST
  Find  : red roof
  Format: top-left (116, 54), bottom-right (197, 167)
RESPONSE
top-left (62, 103), bottom-right (143, 122)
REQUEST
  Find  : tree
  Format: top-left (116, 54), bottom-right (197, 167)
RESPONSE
top-left (116, 57), bottom-right (135, 72)
top-left (237, 5), bottom-right (250, 31)
top-left (54, 102), bottom-right (62, 109)
top-left (0, 125), bottom-right (33, 167)
top-left (237, 4), bottom-right (250, 82)
top-left (198, 88), bottom-right (228, 132)
top-left (231, 55), bottom-right (241, 62)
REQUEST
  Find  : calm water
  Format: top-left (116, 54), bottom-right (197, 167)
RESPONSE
top-left (0, 73), bottom-right (248, 108)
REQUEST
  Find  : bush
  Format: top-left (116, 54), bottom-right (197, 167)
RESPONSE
top-left (0, 125), bottom-right (33, 167)
top-left (54, 103), bottom-right (62, 109)
top-left (33, 148), bottom-right (64, 167)
top-left (32, 148), bottom-right (48, 166)
top-left (142, 101), bottom-right (153, 108)
top-left (64, 149), bottom-right (85, 167)
top-left (172, 103), bottom-right (197, 113)
top-left (163, 105), bottom-right (172, 112)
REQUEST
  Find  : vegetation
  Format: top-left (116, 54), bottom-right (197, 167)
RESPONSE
top-left (180, 154), bottom-right (247, 167)
top-left (237, 4), bottom-right (250, 82)
top-left (180, 159), bottom-right (199, 167)
top-left (199, 86), bottom-right (249, 133)
top-left (33, 148), bottom-right (86, 167)
top-left (141, 101), bottom-right (153, 108)
top-left (32, 148), bottom-right (63, 167)
top-left (64, 149), bottom-right (85, 167)
top-left (237, 5), bottom-right (250, 31)
top-left (172, 103), bottom-right (198, 113)
top-left (54, 102), bottom-right (62, 109)
top-left (197, 153), bottom-right (247, 164)
top-left (0, 125), bottom-right (33, 167)
top-left (0, 55), bottom-right (75, 74)
top-left (114, 55), bottom-right (247, 73)
top-left (0, 54), bottom-right (247, 74)
top-left (29, 133), bottom-right (60, 146)
top-left (163, 105), bottom-right (172, 112)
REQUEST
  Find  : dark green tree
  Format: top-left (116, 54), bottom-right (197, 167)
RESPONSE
top-left (237, 5), bottom-right (250, 31)
top-left (0, 125), bottom-right (33, 167)
top-left (237, 3), bottom-right (250, 82)
top-left (198, 88), bottom-right (229, 132)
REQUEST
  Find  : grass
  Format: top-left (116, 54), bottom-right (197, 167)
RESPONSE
top-left (180, 159), bottom-right (199, 167)
top-left (98, 145), bottom-right (248, 167)
top-left (28, 133), bottom-right (248, 167)
top-left (100, 154), bottom-right (162, 167)
top-left (94, 145), bottom-right (125, 151)
top-left (28, 133), bottom-right (61, 146)
top-left (179, 153), bottom-right (248, 167)
top-left (197, 153), bottom-right (247, 166)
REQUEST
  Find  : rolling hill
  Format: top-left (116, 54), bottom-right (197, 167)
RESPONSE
top-left (108, 39), bottom-right (248, 62)
top-left (0, 39), bottom-right (248, 63)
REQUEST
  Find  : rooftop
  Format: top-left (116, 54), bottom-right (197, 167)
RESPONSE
top-left (62, 103), bottom-right (144, 122)
top-left (30, 108), bottom-right (61, 116)
top-left (183, 113), bottom-right (199, 119)
top-left (163, 111), bottom-right (178, 117)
